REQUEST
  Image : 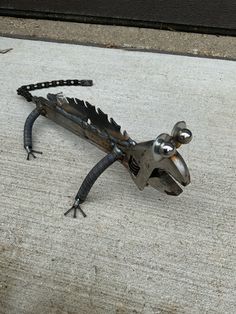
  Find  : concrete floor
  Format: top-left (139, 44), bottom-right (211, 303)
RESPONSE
top-left (0, 36), bottom-right (236, 314)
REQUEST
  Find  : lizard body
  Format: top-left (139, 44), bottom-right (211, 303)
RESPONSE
top-left (17, 79), bottom-right (192, 218)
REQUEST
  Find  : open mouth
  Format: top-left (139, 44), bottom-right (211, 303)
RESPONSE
top-left (148, 168), bottom-right (183, 196)
top-left (147, 154), bottom-right (190, 196)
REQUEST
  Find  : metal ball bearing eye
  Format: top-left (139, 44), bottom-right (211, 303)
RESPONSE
top-left (159, 142), bottom-right (176, 157)
top-left (177, 128), bottom-right (192, 144)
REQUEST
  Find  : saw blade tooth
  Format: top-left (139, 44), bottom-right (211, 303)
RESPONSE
top-left (66, 97), bottom-right (74, 104)
top-left (75, 98), bottom-right (84, 105)
top-left (110, 117), bottom-right (121, 131)
top-left (76, 98), bottom-right (87, 112)
top-left (96, 107), bottom-right (101, 115)
top-left (97, 107), bottom-right (105, 115)
top-left (97, 108), bottom-right (108, 120)
top-left (85, 101), bottom-right (95, 111)
top-left (110, 117), bottom-right (117, 126)
top-left (69, 97), bottom-right (82, 107)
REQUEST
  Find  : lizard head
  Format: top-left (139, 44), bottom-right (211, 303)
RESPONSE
top-left (126, 121), bottom-right (192, 196)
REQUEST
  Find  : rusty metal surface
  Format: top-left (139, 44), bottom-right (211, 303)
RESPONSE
top-left (24, 89), bottom-right (192, 198)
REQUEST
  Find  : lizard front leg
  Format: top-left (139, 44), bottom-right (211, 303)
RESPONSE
top-left (65, 147), bottom-right (123, 218)
top-left (24, 108), bottom-right (43, 160)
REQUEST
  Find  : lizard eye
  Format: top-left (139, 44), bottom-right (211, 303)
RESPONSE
top-left (177, 128), bottom-right (192, 144)
top-left (154, 140), bottom-right (176, 157)
top-left (160, 142), bottom-right (176, 157)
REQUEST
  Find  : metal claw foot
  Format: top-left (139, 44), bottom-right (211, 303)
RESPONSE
top-left (25, 146), bottom-right (43, 160)
top-left (64, 199), bottom-right (87, 218)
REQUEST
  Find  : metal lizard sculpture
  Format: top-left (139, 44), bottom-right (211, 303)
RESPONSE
top-left (17, 79), bottom-right (192, 218)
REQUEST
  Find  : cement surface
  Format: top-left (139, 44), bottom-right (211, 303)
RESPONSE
top-left (0, 16), bottom-right (236, 60)
top-left (0, 36), bottom-right (236, 314)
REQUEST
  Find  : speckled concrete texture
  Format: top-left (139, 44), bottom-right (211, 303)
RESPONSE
top-left (0, 37), bottom-right (236, 314)
top-left (0, 16), bottom-right (236, 59)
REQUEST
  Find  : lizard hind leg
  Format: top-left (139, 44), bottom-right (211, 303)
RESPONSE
top-left (24, 108), bottom-right (43, 160)
top-left (65, 147), bottom-right (123, 218)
